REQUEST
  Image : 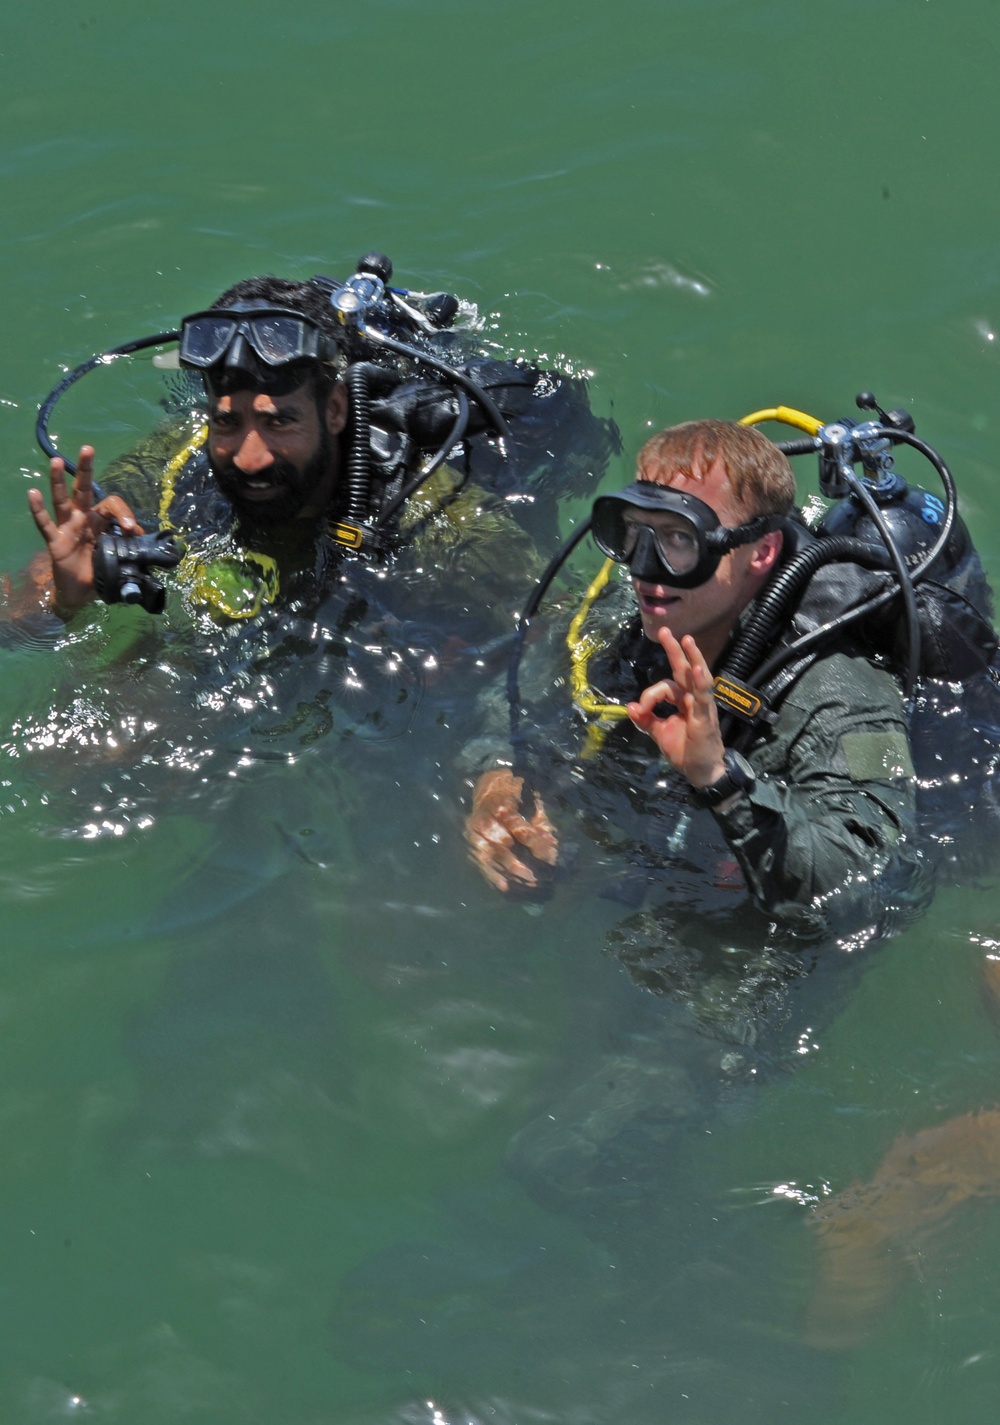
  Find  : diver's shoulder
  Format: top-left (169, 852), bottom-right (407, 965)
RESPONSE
top-left (782, 644), bottom-right (904, 714)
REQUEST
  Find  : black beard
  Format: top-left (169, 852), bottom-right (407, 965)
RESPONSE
top-left (209, 431), bottom-right (333, 529)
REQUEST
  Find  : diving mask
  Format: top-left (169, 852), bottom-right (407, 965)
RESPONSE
top-left (591, 482), bottom-right (782, 589)
top-left (179, 304), bottom-right (339, 392)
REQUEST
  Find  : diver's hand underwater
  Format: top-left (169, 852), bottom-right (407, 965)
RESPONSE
top-left (807, 953), bottom-right (1000, 1350)
top-left (465, 767), bottom-right (559, 893)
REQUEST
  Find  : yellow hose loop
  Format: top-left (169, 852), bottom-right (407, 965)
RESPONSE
top-left (566, 557), bottom-right (614, 650)
top-left (739, 406), bottom-right (824, 436)
top-left (157, 423), bottom-right (280, 616)
top-left (176, 548), bottom-right (280, 620)
top-left (159, 424), bottom-right (208, 528)
top-left (566, 558), bottom-right (633, 723)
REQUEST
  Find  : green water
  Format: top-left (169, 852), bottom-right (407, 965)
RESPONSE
top-left (2, 1), bottom-right (1000, 1420)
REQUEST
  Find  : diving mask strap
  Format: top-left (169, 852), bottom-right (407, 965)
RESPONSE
top-left (710, 513), bottom-right (785, 554)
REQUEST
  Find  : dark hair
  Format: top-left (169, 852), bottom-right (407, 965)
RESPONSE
top-left (209, 275), bottom-right (345, 400)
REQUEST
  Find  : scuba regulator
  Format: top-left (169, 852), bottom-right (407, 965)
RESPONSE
top-left (92, 525), bottom-right (184, 615)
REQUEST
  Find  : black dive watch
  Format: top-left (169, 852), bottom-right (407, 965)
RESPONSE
top-left (689, 749), bottom-right (756, 809)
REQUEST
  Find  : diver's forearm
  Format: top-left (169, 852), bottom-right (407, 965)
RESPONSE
top-left (1, 553), bottom-right (93, 625)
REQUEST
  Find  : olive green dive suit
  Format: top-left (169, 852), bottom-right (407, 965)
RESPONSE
top-left (463, 576), bottom-right (924, 938)
top-left (462, 578), bottom-right (931, 1233)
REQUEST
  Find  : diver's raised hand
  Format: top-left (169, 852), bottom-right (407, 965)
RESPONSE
top-left (464, 767), bottom-right (559, 892)
top-left (627, 626), bottom-right (727, 792)
top-left (27, 447), bottom-right (142, 617)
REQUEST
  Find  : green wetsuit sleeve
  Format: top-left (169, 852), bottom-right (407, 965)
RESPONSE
top-left (100, 419), bottom-right (203, 527)
top-left (713, 652), bottom-right (923, 934)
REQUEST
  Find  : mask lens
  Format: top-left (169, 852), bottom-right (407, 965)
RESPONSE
top-left (591, 500), bottom-right (632, 561)
top-left (179, 309), bottom-right (324, 372)
top-left (179, 315), bottom-right (238, 367)
top-left (624, 517), bottom-right (700, 576)
top-left (655, 523), bottom-right (700, 576)
top-left (247, 315), bottom-right (316, 364)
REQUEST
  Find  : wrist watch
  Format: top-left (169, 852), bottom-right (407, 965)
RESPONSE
top-left (689, 749), bottom-right (757, 809)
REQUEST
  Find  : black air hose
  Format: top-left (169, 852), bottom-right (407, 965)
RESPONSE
top-left (729, 431), bottom-right (959, 694)
top-left (508, 519), bottom-right (594, 781)
top-left (730, 425), bottom-right (958, 696)
top-left (776, 438), bottom-right (822, 458)
top-left (840, 468), bottom-right (922, 697)
top-left (720, 535), bottom-right (891, 685)
top-left (342, 363), bottom-right (401, 526)
top-left (36, 330), bottom-right (180, 473)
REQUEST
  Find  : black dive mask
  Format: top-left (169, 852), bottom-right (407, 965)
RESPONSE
top-left (179, 304), bottom-right (339, 394)
top-left (591, 482), bottom-right (782, 589)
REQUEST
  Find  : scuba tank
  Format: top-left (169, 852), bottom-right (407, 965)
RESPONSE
top-left (721, 393), bottom-right (997, 705)
top-left (813, 472), bottom-right (994, 683)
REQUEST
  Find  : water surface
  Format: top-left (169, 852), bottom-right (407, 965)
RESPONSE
top-left (2, 2), bottom-right (1000, 1421)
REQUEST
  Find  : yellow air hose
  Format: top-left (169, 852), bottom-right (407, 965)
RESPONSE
top-left (158, 425), bottom-right (280, 618)
top-left (738, 405), bottom-right (823, 435)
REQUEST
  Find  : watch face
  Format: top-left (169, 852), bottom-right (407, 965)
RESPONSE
top-left (726, 750), bottom-right (756, 787)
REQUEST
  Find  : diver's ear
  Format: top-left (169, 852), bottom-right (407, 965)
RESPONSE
top-left (749, 529), bottom-right (783, 576)
top-left (325, 380), bottom-right (348, 437)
